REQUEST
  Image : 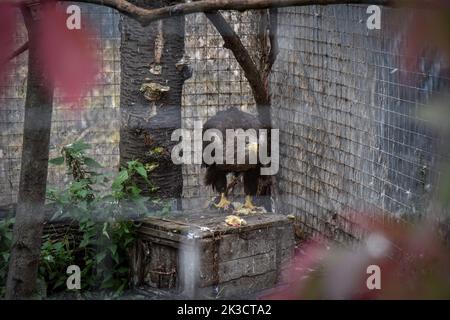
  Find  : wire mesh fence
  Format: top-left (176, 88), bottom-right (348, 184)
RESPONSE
top-left (0, 4), bottom-right (448, 243)
top-left (0, 4), bottom-right (121, 207)
top-left (271, 5), bottom-right (449, 243)
top-left (181, 11), bottom-right (259, 209)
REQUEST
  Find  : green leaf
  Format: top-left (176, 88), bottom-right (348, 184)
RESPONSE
top-left (70, 141), bottom-right (91, 152)
top-left (124, 237), bottom-right (134, 247)
top-left (79, 234), bottom-right (91, 248)
top-left (100, 278), bottom-right (115, 289)
top-left (78, 190), bottom-right (88, 198)
top-left (44, 255), bottom-right (54, 263)
top-left (127, 160), bottom-right (138, 170)
top-left (145, 163), bottom-right (159, 172)
top-left (113, 170), bottom-right (129, 188)
top-left (95, 251), bottom-right (107, 263)
top-left (4, 232), bottom-right (12, 242)
top-left (127, 185), bottom-right (142, 197)
top-left (152, 147), bottom-right (164, 154)
top-left (2, 253), bottom-right (9, 261)
top-left (84, 157), bottom-right (102, 168)
top-left (109, 244), bottom-right (118, 255)
top-left (117, 267), bottom-right (130, 274)
top-left (49, 157), bottom-right (65, 165)
top-left (54, 278), bottom-right (66, 290)
top-left (111, 252), bottom-right (120, 264)
top-left (53, 242), bottom-right (63, 251)
top-left (102, 222), bottom-right (110, 239)
top-left (135, 165), bottom-right (147, 179)
top-left (115, 282), bottom-right (126, 295)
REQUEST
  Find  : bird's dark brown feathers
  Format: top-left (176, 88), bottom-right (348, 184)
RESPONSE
top-left (202, 107), bottom-right (263, 196)
top-left (203, 107), bottom-right (263, 133)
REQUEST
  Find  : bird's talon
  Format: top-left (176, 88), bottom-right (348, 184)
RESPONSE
top-left (214, 193), bottom-right (231, 210)
top-left (243, 195), bottom-right (256, 210)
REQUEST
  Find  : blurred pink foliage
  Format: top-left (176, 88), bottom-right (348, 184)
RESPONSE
top-left (0, 1), bottom-right (99, 103)
top-left (402, 0), bottom-right (450, 78)
top-left (37, 2), bottom-right (99, 103)
top-left (262, 216), bottom-right (450, 300)
top-left (0, 4), bottom-right (16, 89)
top-left (262, 0), bottom-right (450, 301)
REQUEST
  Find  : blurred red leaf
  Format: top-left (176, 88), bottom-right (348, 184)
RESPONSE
top-left (262, 215), bottom-right (450, 300)
top-left (37, 2), bottom-right (99, 103)
top-left (0, 4), bottom-right (16, 91)
top-left (260, 240), bottom-right (326, 300)
top-left (401, 0), bottom-right (450, 85)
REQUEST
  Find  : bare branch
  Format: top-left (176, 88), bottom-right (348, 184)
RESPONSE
top-left (256, 9), bottom-right (269, 73)
top-left (256, 8), bottom-right (278, 81)
top-left (0, 41), bottom-right (29, 66)
top-left (8, 41), bottom-right (29, 61)
top-left (266, 8), bottom-right (278, 74)
top-left (206, 12), bottom-right (269, 105)
top-left (11, 0), bottom-right (155, 25)
top-left (10, 0), bottom-right (435, 26)
top-left (205, 12), bottom-right (275, 127)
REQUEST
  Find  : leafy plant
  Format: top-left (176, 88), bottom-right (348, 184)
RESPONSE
top-left (43, 140), bottom-right (164, 297)
top-left (0, 217), bottom-right (14, 297)
top-left (39, 235), bottom-right (76, 292)
top-left (90, 220), bottom-right (137, 294)
top-left (0, 140), bottom-right (169, 298)
top-left (50, 140), bottom-right (102, 179)
top-left (113, 160), bottom-right (156, 195)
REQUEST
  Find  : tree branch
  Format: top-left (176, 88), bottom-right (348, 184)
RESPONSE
top-left (205, 12), bottom-right (271, 124)
top-left (11, 0), bottom-right (155, 25)
top-left (8, 41), bottom-right (29, 61)
top-left (266, 8), bottom-right (278, 75)
top-left (256, 9), bottom-right (278, 83)
top-left (9, 0), bottom-right (434, 127)
top-left (10, 0), bottom-right (435, 26)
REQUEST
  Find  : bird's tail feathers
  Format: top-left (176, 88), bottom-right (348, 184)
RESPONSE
top-left (204, 166), bottom-right (218, 191)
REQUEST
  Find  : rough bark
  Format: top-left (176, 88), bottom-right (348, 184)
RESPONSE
top-left (258, 8), bottom-right (278, 90)
top-left (5, 6), bottom-right (54, 299)
top-left (119, 0), bottom-right (188, 203)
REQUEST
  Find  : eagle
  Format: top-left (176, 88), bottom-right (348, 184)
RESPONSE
top-left (202, 107), bottom-right (266, 211)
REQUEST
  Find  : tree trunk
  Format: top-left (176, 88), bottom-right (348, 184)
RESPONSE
top-left (119, 0), bottom-right (187, 204)
top-left (6, 6), bottom-right (54, 299)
